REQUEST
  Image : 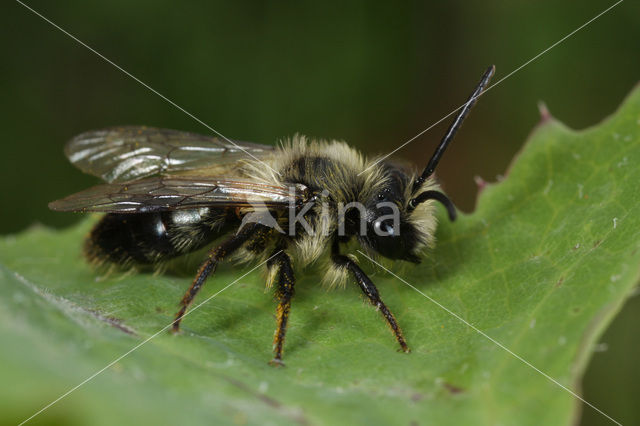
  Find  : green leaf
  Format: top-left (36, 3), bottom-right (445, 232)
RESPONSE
top-left (2, 86), bottom-right (640, 426)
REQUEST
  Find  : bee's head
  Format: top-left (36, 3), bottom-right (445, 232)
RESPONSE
top-left (357, 165), bottom-right (454, 263)
top-left (357, 65), bottom-right (495, 262)
top-left (356, 167), bottom-right (424, 262)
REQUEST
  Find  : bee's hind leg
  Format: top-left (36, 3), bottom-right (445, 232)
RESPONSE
top-left (267, 249), bottom-right (295, 366)
top-left (172, 224), bottom-right (259, 332)
top-left (331, 240), bottom-right (410, 353)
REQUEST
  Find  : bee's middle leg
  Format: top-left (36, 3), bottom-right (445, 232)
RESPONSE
top-left (267, 250), bottom-right (295, 366)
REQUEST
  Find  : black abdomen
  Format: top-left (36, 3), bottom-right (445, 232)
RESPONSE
top-left (85, 208), bottom-right (234, 266)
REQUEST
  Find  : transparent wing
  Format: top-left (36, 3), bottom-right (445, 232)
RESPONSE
top-left (64, 126), bottom-right (275, 183)
top-left (49, 177), bottom-right (305, 213)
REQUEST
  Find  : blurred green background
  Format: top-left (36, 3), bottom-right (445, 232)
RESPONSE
top-left (2, 1), bottom-right (638, 424)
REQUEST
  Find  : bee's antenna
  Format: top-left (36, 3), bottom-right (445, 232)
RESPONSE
top-left (407, 190), bottom-right (457, 221)
top-left (412, 65), bottom-right (495, 193)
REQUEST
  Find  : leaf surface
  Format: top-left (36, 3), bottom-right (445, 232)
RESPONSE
top-left (2, 87), bottom-right (640, 426)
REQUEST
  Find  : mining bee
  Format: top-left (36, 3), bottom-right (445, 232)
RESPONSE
top-left (50, 66), bottom-right (495, 365)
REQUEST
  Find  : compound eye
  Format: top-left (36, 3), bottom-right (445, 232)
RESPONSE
top-left (374, 219), bottom-right (396, 236)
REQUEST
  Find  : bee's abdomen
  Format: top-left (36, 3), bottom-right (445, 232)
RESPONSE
top-left (85, 208), bottom-right (230, 266)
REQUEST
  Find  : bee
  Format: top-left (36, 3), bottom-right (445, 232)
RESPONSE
top-left (50, 66), bottom-right (495, 365)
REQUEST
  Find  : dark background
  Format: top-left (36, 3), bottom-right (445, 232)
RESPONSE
top-left (2, 1), bottom-right (639, 424)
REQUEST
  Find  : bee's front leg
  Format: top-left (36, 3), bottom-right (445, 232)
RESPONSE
top-left (331, 240), bottom-right (410, 353)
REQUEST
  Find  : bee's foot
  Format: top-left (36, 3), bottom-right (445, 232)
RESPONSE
top-left (268, 358), bottom-right (285, 367)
